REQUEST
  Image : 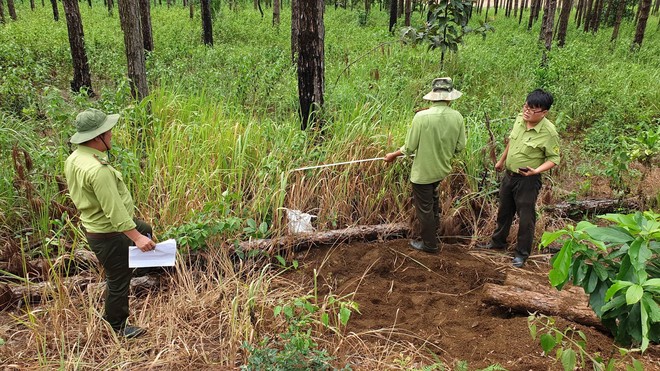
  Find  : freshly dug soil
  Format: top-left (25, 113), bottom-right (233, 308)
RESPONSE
top-left (289, 239), bottom-right (660, 370)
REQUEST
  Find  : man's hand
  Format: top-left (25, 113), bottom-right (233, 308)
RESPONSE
top-left (495, 160), bottom-right (505, 172)
top-left (384, 152), bottom-right (398, 163)
top-left (519, 166), bottom-right (539, 176)
top-left (135, 234), bottom-right (156, 252)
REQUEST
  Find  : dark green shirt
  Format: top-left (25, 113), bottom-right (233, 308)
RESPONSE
top-left (400, 102), bottom-right (466, 184)
top-left (505, 114), bottom-right (561, 172)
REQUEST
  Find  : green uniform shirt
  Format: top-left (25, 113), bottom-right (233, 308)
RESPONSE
top-left (64, 146), bottom-right (137, 233)
top-left (505, 114), bottom-right (561, 172)
top-left (400, 102), bottom-right (466, 184)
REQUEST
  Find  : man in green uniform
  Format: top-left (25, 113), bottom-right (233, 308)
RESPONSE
top-left (384, 77), bottom-right (466, 253)
top-left (64, 108), bottom-right (156, 338)
top-left (480, 89), bottom-right (560, 268)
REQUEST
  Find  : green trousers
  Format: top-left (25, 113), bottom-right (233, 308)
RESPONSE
top-left (87, 219), bottom-right (152, 330)
top-left (411, 181), bottom-right (441, 249)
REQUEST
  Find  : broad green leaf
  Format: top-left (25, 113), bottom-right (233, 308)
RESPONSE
top-left (605, 281), bottom-right (634, 301)
top-left (561, 348), bottom-right (576, 371)
top-left (586, 266), bottom-right (599, 294)
top-left (631, 358), bottom-right (644, 371)
top-left (593, 262), bottom-right (610, 281)
top-left (576, 220), bottom-right (597, 231)
top-left (549, 244), bottom-right (573, 287)
top-left (539, 333), bottom-right (556, 353)
top-left (599, 213), bottom-right (640, 231)
top-left (625, 284), bottom-right (644, 305)
top-left (601, 294), bottom-right (626, 314)
top-left (640, 300), bottom-right (649, 352)
top-left (320, 312), bottom-right (329, 327)
top-left (273, 306), bottom-right (282, 317)
top-left (275, 255), bottom-right (286, 266)
top-left (339, 307), bottom-right (351, 326)
top-left (641, 294), bottom-right (660, 322)
top-left (540, 230), bottom-right (567, 247)
top-left (589, 280), bottom-right (610, 317)
top-left (643, 278), bottom-right (660, 288)
top-left (586, 226), bottom-right (634, 244)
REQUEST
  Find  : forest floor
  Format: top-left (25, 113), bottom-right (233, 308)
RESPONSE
top-left (287, 239), bottom-right (660, 370)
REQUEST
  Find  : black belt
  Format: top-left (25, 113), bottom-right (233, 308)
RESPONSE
top-left (86, 231), bottom-right (123, 239)
top-left (506, 170), bottom-right (523, 177)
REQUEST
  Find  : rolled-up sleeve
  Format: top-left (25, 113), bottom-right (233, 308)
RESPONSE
top-left (91, 167), bottom-right (136, 232)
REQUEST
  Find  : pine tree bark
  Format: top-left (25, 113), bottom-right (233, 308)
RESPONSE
top-left (365, 0), bottom-right (370, 14)
top-left (527, 0), bottom-right (539, 30)
top-left (297, 0), bottom-right (324, 130)
top-left (632, 0), bottom-right (652, 48)
top-left (118, 0), bottom-right (149, 100)
top-left (611, 0), bottom-right (626, 41)
top-left (7, 0), bottom-right (17, 21)
top-left (273, 0), bottom-right (280, 26)
top-left (107, 0), bottom-right (114, 16)
top-left (49, 0), bottom-right (58, 20)
top-left (541, 0), bottom-right (557, 66)
top-left (556, 0), bottom-right (573, 46)
top-left (583, 0), bottom-right (593, 32)
top-left (30, 0), bottom-right (35, 11)
top-left (138, 0), bottom-right (153, 51)
top-left (201, 0), bottom-right (213, 45)
top-left (575, 0), bottom-right (583, 24)
top-left (189, 0), bottom-right (193, 19)
top-left (62, 0), bottom-right (94, 95)
top-left (590, 0), bottom-right (604, 32)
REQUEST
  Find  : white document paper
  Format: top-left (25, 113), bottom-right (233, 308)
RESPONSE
top-left (128, 239), bottom-right (177, 268)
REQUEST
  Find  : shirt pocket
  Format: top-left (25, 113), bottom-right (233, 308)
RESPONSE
top-left (521, 141), bottom-right (544, 159)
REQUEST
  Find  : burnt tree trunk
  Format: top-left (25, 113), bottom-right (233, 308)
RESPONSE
top-left (389, 0), bottom-right (397, 32)
top-left (405, 0), bottom-right (411, 26)
top-left (632, 0), bottom-right (652, 48)
top-left (118, 0), bottom-right (149, 100)
top-left (189, 0), bottom-right (193, 19)
top-left (50, 0), bottom-right (59, 20)
top-left (7, 0), bottom-right (17, 20)
top-left (527, 0), bottom-right (539, 29)
top-left (611, 0), bottom-right (626, 41)
top-left (297, 0), bottom-right (324, 130)
top-left (139, 0), bottom-right (153, 51)
top-left (556, 0), bottom-right (573, 46)
top-left (201, 0), bottom-right (213, 45)
top-left (62, 0), bottom-right (94, 95)
top-left (273, 0), bottom-right (280, 26)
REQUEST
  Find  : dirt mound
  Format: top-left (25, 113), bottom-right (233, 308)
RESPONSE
top-left (290, 240), bottom-right (660, 370)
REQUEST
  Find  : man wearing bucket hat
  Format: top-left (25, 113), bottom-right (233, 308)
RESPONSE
top-left (64, 108), bottom-right (156, 338)
top-left (384, 77), bottom-right (466, 253)
top-left (479, 89), bottom-right (560, 268)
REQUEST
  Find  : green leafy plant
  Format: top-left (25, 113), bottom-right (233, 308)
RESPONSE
top-left (542, 211), bottom-right (660, 352)
top-left (528, 314), bottom-right (644, 371)
top-left (244, 218), bottom-right (269, 239)
top-left (162, 212), bottom-right (242, 252)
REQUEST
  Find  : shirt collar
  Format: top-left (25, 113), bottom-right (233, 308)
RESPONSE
top-left (430, 101), bottom-right (450, 107)
top-left (77, 145), bottom-right (108, 160)
top-left (520, 116), bottom-right (546, 133)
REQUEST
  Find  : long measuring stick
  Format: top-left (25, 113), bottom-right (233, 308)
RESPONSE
top-left (290, 154), bottom-right (414, 173)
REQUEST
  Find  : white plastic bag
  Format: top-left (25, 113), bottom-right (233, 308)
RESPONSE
top-left (282, 208), bottom-right (316, 234)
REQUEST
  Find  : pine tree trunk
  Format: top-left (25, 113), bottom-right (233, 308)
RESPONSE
top-left (49, 0), bottom-right (58, 20)
top-left (611, 0), bottom-right (626, 40)
top-left (291, 0), bottom-right (299, 63)
top-left (297, 0), bottom-right (325, 130)
top-left (519, 0), bottom-right (527, 24)
top-left (389, 0), bottom-right (397, 32)
top-left (405, 0), bottom-right (411, 26)
top-left (118, 0), bottom-right (149, 100)
top-left (575, 0), bottom-right (583, 24)
top-left (495, 0), bottom-right (500, 14)
top-left (273, 0), bottom-right (280, 26)
top-left (556, 0), bottom-right (573, 46)
top-left (107, 0), bottom-right (114, 16)
top-left (365, 0), bottom-right (370, 14)
top-left (30, 0), bottom-right (35, 11)
top-left (527, 0), bottom-right (538, 29)
top-left (541, 0), bottom-right (557, 67)
top-left (138, 0), bottom-right (153, 51)
top-left (62, 0), bottom-right (94, 95)
top-left (539, 0), bottom-right (550, 41)
top-left (632, 0), bottom-right (652, 48)
top-left (590, 0), bottom-right (604, 32)
top-left (7, 0), bottom-right (17, 20)
top-left (189, 0), bottom-right (193, 19)
top-left (583, 0), bottom-right (593, 32)
top-left (200, 0), bottom-right (213, 45)
top-left (0, 0), bottom-right (4, 24)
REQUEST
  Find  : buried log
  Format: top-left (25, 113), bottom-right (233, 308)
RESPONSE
top-left (482, 282), bottom-right (605, 331)
top-left (238, 222), bottom-right (411, 253)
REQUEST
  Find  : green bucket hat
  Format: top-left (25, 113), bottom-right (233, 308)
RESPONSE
top-left (70, 109), bottom-right (120, 144)
top-left (422, 77), bottom-right (463, 101)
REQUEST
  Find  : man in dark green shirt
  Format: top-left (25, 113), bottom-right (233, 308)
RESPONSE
top-left (481, 89), bottom-right (560, 267)
top-left (385, 77), bottom-right (466, 253)
top-left (64, 108), bottom-right (156, 338)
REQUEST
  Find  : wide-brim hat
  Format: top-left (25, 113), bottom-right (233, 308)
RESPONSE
top-left (422, 77), bottom-right (463, 101)
top-left (70, 108), bottom-right (120, 144)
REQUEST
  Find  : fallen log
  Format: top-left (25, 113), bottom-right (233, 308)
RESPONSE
top-left (238, 222), bottom-right (410, 253)
top-left (1, 275), bottom-right (161, 308)
top-left (482, 282), bottom-right (605, 331)
top-left (544, 198), bottom-right (640, 218)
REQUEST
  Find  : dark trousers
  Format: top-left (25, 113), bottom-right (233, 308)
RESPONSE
top-left (491, 173), bottom-right (541, 259)
top-left (87, 219), bottom-right (152, 330)
top-left (412, 181), bottom-right (441, 249)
